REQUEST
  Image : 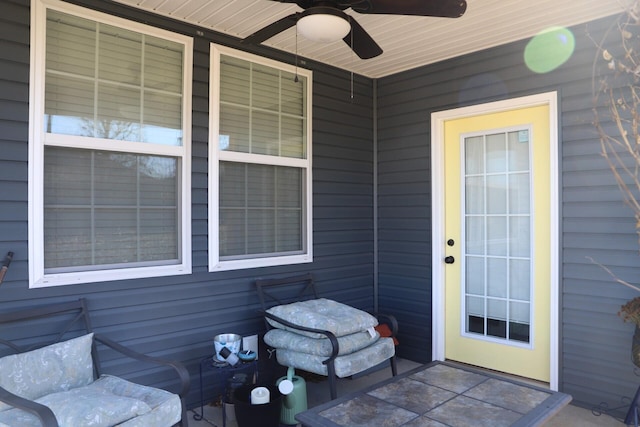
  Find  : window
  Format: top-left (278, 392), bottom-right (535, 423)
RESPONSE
top-left (209, 45), bottom-right (312, 271)
top-left (29, 0), bottom-right (193, 287)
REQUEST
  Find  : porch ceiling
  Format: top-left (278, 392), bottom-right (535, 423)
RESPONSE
top-left (113, 0), bottom-right (630, 78)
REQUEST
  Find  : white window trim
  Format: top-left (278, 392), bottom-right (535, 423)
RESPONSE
top-left (28, 0), bottom-right (193, 287)
top-left (208, 44), bottom-right (313, 272)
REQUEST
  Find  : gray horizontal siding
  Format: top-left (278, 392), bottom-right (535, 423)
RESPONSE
top-left (0, 0), bottom-right (375, 408)
top-left (376, 11), bottom-right (639, 414)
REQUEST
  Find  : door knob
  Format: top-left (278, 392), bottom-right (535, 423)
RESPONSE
top-left (444, 256), bottom-right (455, 264)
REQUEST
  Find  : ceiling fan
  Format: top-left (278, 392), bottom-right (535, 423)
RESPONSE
top-left (242, 0), bottom-right (468, 60)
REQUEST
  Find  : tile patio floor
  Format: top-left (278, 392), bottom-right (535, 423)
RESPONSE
top-left (188, 358), bottom-right (625, 427)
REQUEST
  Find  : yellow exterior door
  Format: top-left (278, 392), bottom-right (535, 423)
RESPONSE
top-left (442, 104), bottom-right (551, 382)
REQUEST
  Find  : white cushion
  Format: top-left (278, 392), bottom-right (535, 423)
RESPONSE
top-left (0, 376), bottom-right (153, 427)
top-left (0, 333), bottom-right (94, 412)
top-left (264, 328), bottom-right (380, 356)
top-left (275, 337), bottom-right (396, 378)
top-left (266, 298), bottom-right (378, 338)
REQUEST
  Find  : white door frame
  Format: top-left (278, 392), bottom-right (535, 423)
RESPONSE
top-left (430, 91), bottom-right (560, 390)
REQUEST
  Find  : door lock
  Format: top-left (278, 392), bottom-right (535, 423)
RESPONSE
top-left (444, 256), bottom-right (455, 264)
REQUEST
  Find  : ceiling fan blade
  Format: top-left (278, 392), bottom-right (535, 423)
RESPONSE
top-left (351, 0), bottom-right (467, 18)
top-left (343, 16), bottom-right (383, 59)
top-left (242, 13), bottom-right (299, 45)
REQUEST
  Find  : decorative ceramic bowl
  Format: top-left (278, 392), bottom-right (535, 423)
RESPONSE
top-left (238, 350), bottom-right (257, 362)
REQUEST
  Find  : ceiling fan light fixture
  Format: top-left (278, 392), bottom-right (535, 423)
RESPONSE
top-left (297, 12), bottom-right (351, 43)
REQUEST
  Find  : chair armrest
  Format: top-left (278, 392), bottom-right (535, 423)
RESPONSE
top-left (263, 311), bottom-right (340, 363)
top-left (374, 312), bottom-right (399, 337)
top-left (93, 334), bottom-right (190, 398)
top-left (0, 386), bottom-right (58, 427)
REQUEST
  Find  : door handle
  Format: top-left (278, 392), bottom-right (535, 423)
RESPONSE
top-left (444, 256), bottom-right (455, 264)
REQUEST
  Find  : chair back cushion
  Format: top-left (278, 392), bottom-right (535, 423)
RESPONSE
top-left (0, 333), bottom-right (94, 411)
top-left (266, 298), bottom-right (377, 338)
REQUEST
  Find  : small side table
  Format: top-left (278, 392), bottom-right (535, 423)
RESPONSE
top-left (193, 355), bottom-right (258, 427)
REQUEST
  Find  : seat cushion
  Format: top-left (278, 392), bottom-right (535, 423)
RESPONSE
top-left (0, 375), bottom-right (181, 427)
top-left (264, 328), bottom-right (380, 357)
top-left (0, 333), bottom-right (94, 412)
top-left (266, 298), bottom-right (378, 339)
top-left (96, 375), bottom-right (182, 427)
top-left (274, 337), bottom-right (395, 378)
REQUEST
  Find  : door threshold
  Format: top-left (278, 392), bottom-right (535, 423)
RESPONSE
top-left (444, 359), bottom-right (551, 390)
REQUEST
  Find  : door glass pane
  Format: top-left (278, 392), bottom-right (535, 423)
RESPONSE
top-left (463, 129), bottom-right (532, 344)
top-left (466, 256), bottom-right (484, 295)
top-left (486, 216), bottom-right (507, 256)
top-left (465, 216), bottom-right (484, 255)
top-left (487, 257), bottom-right (507, 298)
top-left (465, 136), bottom-right (484, 174)
top-left (487, 175), bottom-right (506, 214)
top-left (486, 133), bottom-right (506, 173)
top-left (465, 176), bottom-right (484, 214)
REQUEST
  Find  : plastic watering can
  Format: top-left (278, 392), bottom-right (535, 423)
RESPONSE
top-left (276, 366), bottom-right (308, 425)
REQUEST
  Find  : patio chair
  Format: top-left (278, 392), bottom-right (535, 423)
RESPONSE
top-left (255, 273), bottom-right (398, 400)
top-left (0, 298), bottom-right (190, 427)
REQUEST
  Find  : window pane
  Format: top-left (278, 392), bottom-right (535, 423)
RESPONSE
top-left (252, 111), bottom-right (279, 155)
top-left (46, 10), bottom-right (95, 77)
top-left (219, 161), bottom-right (303, 258)
top-left (220, 105), bottom-right (250, 152)
top-left (247, 164), bottom-right (276, 207)
top-left (45, 9), bottom-right (184, 146)
top-left (43, 147), bottom-right (179, 270)
top-left (248, 209), bottom-right (276, 253)
top-left (98, 23), bottom-right (142, 85)
top-left (278, 209), bottom-right (302, 251)
top-left (220, 55), bottom-right (250, 106)
top-left (252, 64), bottom-right (279, 111)
top-left (282, 116), bottom-right (305, 158)
top-left (143, 91), bottom-right (182, 144)
top-left (220, 162), bottom-right (247, 207)
top-left (145, 38), bottom-right (183, 94)
top-left (45, 75), bottom-right (94, 136)
top-left (281, 71), bottom-right (304, 116)
top-left (220, 209), bottom-right (246, 256)
top-left (218, 54), bottom-right (306, 159)
top-left (44, 208), bottom-right (92, 268)
top-left (97, 82), bottom-right (141, 140)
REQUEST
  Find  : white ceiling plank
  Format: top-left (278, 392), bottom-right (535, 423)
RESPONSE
top-left (113, 0), bottom-right (630, 77)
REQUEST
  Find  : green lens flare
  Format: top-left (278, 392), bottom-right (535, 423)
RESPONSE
top-left (524, 27), bottom-right (575, 73)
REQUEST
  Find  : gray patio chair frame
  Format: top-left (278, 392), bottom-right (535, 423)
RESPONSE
top-left (255, 273), bottom-right (398, 400)
top-left (0, 298), bottom-right (190, 427)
